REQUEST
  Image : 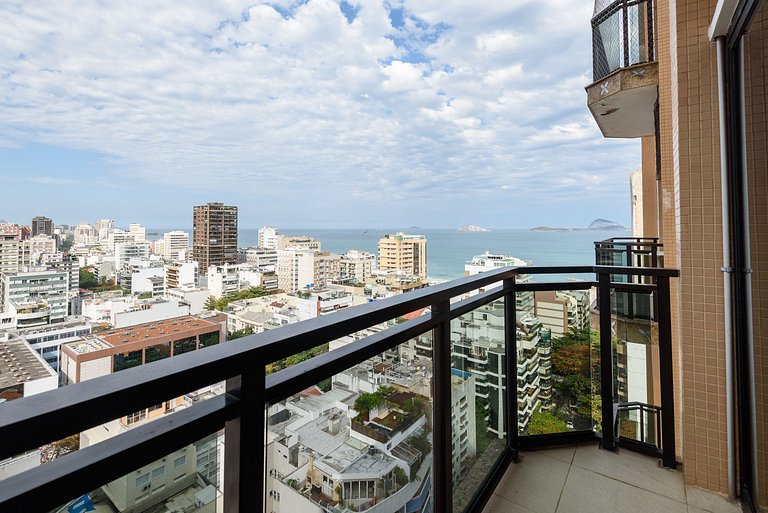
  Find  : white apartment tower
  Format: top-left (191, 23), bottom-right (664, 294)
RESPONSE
top-left (128, 223), bottom-right (146, 243)
top-left (161, 231), bottom-right (189, 261)
top-left (257, 226), bottom-right (279, 249)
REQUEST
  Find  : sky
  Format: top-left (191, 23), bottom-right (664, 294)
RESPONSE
top-left (0, 0), bottom-right (640, 229)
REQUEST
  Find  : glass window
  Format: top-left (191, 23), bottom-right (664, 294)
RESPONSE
top-left (198, 331), bottom-right (220, 348)
top-left (152, 466), bottom-right (165, 479)
top-left (173, 336), bottom-right (197, 356)
top-left (174, 455), bottom-right (186, 469)
top-left (113, 350), bottom-right (142, 372)
top-left (126, 410), bottom-right (147, 425)
top-left (145, 342), bottom-right (171, 363)
top-left (135, 473), bottom-right (150, 488)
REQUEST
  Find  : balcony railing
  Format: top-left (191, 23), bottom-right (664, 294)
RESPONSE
top-left (0, 264), bottom-right (678, 513)
top-left (591, 0), bottom-right (656, 81)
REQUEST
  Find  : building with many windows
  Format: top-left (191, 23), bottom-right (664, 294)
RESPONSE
top-left (377, 233), bottom-right (426, 280)
top-left (192, 202), bottom-right (238, 271)
top-left (0, 224), bottom-right (21, 276)
top-left (1, 269), bottom-right (69, 323)
top-left (30, 216), bottom-right (53, 237)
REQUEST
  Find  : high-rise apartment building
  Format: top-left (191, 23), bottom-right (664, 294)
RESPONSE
top-left (0, 225), bottom-right (21, 277)
top-left (276, 249), bottom-right (340, 293)
top-left (257, 226), bottom-right (278, 249)
top-left (192, 202), bottom-right (238, 271)
top-left (128, 223), bottom-right (146, 243)
top-left (161, 230), bottom-right (189, 261)
top-left (377, 232), bottom-right (427, 280)
top-left (30, 216), bottom-right (53, 237)
top-left (19, 235), bottom-right (57, 268)
top-left (1, 269), bottom-right (69, 323)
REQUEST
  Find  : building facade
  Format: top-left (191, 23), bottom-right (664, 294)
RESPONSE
top-left (30, 216), bottom-right (53, 237)
top-left (377, 233), bottom-right (427, 280)
top-left (192, 203), bottom-right (238, 271)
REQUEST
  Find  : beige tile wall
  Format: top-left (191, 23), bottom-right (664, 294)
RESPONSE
top-left (649, 0), bottom-right (731, 495)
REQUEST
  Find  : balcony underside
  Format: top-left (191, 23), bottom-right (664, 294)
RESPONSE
top-left (484, 442), bottom-right (740, 513)
top-left (586, 61), bottom-right (659, 138)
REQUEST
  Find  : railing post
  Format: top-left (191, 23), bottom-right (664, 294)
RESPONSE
top-left (224, 365), bottom-right (266, 513)
top-left (598, 272), bottom-right (617, 451)
top-left (432, 300), bottom-right (453, 513)
top-left (503, 277), bottom-right (519, 461)
top-left (656, 276), bottom-right (677, 468)
top-left (647, 0), bottom-right (655, 61)
top-left (622, 0), bottom-right (630, 66)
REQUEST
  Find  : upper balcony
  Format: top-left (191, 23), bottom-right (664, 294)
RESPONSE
top-left (586, 0), bottom-right (659, 138)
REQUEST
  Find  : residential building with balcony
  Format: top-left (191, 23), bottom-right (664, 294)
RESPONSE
top-left (30, 216), bottom-right (53, 238)
top-left (339, 250), bottom-right (376, 284)
top-left (0, 224), bottom-right (21, 276)
top-left (245, 247), bottom-right (278, 268)
top-left (192, 202), bottom-right (238, 271)
top-left (164, 260), bottom-right (198, 290)
top-left (160, 230), bottom-right (189, 261)
top-left (18, 234), bottom-right (56, 268)
top-left (377, 233), bottom-right (426, 280)
top-left (163, 284), bottom-right (210, 316)
top-left (533, 289), bottom-right (590, 338)
top-left (1, 269), bottom-right (68, 323)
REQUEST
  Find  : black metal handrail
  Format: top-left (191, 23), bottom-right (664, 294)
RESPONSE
top-left (0, 264), bottom-right (679, 513)
top-left (592, 0), bottom-right (656, 81)
top-left (615, 401), bottom-right (663, 449)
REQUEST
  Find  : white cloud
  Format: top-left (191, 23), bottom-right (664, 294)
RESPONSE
top-left (0, 0), bottom-right (638, 226)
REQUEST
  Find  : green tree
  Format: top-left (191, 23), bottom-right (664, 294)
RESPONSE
top-left (59, 235), bottom-right (74, 253)
top-left (228, 326), bottom-right (254, 340)
top-left (205, 286), bottom-right (272, 311)
top-left (79, 268), bottom-right (99, 289)
top-left (393, 466), bottom-right (408, 487)
top-left (527, 408), bottom-right (568, 435)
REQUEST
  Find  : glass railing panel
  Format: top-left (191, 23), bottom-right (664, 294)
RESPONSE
top-left (450, 298), bottom-right (506, 513)
top-left (612, 289), bottom-right (661, 448)
top-left (519, 287), bottom-right (599, 436)
top-left (265, 333), bottom-right (434, 513)
top-left (51, 431), bottom-right (224, 513)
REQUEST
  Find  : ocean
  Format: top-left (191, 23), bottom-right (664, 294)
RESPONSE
top-left (151, 228), bottom-right (629, 282)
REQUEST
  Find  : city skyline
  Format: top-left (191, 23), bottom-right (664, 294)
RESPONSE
top-left (0, 1), bottom-right (637, 229)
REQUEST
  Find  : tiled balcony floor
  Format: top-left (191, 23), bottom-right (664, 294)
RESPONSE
top-left (483, 442), bottom-right (741, 513)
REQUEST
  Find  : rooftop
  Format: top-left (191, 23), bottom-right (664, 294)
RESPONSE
top-left (98, 315), bottom-right (219, 347)
top-left (0, 335), bottom-right (56, 389)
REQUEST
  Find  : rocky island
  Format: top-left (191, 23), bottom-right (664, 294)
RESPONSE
top-left (530, 218), bottom-right (629, 232)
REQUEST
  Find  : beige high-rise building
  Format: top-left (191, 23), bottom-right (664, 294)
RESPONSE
top-left (377, 232), bottom-right (426, 280)
top-left (587, 0), bottom-right (768, 507)
top-left (192, 202), bottom-right (238, 271)
top-left (0, 225), bottom-right (21, 277)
